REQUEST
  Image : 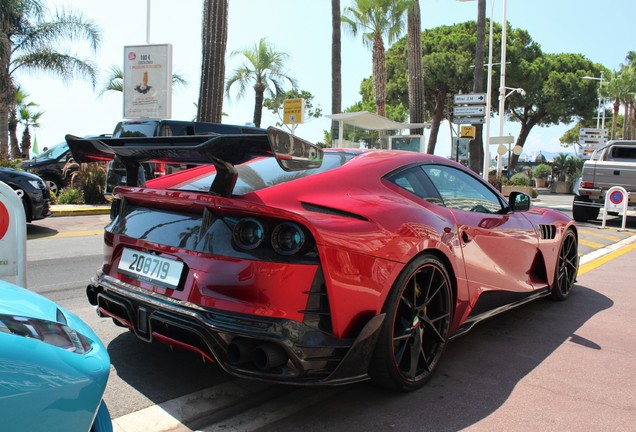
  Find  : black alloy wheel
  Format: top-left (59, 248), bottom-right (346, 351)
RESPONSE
top-left (370, 254), bottom-right (452, 391)
top-left (550, 229), bottom-right (578, 300)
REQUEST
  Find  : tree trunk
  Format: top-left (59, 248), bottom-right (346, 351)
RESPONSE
top-left (407, 2), bottom-right (424, 136)
top-left (509, 116), bottom-right (538, 170)
top-left (622, 102), bottom-right (628, 140)
top-left (612, 98), bottom-right (619, 139)
top-left (253, 82), bottom-right (265, 128)
top-left (9, 107), bottom-right (20, 159)
top-left (197, 0), bottom-right (228, 123)
top-left (0, 32), bottom-right (11, 159)
top-left (20, 125), bottom-right (31, 159)
top-left (372, 33), bottom-right (387, 118)
top-left (468, 0), bottom-right (486, 174)
top-left (427, 88), bottom-right (447, 154)
top-left (331, 0), bottom-right (341, 146)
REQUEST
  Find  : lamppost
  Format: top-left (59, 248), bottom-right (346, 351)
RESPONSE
top-left (458, 0), bottom-right (507, 180)
top-left (582, 72), bottom-right (606, 129)
top-left (496, 86), bottom-right (525, 174)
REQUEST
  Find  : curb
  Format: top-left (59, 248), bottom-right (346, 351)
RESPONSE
top-left (51, 205), bottom-right (111, 217)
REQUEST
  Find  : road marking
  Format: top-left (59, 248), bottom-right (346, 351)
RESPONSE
top-left (577, 228), bottom-right (623, 242)
top-left (579, 234), bottom-right (636, 275)
top-left (579, 238), bottom-right (604, 249)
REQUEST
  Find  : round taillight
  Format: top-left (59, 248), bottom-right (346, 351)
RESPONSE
top-left (271, 222), bottom-right (306, 256)
top-left (233, 218), bottom-right (265, 250)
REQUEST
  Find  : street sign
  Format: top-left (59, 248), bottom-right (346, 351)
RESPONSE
top-left (283, 98), bottom-right (305, 124)
top-left (580, 127), bottom-right (608, 136)
top-left (452, 117), bottom-right (485, 125)
top-left (579, 137), bottom-right (607, 145)
top-left (460, 125), bottom-right (476, 139)
top-left (453, 106), bottom-right (485, 116)
top-left (454, 93), bottom-right (487, 104)
top-left (489, 135), bottom-right (515, 144)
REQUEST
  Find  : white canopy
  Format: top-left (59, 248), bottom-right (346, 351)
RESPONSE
top-left (325, 111), bottom-right (428, 131)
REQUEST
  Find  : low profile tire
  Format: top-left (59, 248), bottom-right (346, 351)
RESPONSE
top-left (370, 254), bottom-right (452, 391)
top-left (550, 229), bottom-right (578, 301)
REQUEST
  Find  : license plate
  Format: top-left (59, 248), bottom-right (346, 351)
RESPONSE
top-left (118, 248), bottom-right (184, 290)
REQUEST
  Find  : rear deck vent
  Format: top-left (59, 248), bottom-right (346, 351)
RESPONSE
top-left (301, 202), bottom-right (368, 221)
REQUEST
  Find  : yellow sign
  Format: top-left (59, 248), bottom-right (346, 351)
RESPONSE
top-left (283, 98), bottom-right (305, 125)
top-left (460, 125), bottom-right (476, 139)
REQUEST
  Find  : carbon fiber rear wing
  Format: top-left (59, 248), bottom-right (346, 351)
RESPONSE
top-left (65, 127), bottom-right (323, 197)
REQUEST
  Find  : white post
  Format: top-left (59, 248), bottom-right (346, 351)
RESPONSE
top-left (482, 0), bottom-right (495, 181)
top-left (496, 0), bottom-right (508, 175)
top-left (146, 0), bottom-right (151, 44)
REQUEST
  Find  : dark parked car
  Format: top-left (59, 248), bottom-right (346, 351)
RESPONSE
top-left (21, 141), bottom-right (76, 195)
top-left (22, 136), bottom-right (110, 195)
top-left (0, 167), bottom-right (51, 222)
top-left (67, 128), bottom-right (578, 391)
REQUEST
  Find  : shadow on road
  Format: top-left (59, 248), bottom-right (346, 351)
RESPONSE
top-left (107, 330), bottom-right (232, 413)
top-left (26, 223), bottom-right (58, 239)
top-left (258, 284), bottom-right (612, 431)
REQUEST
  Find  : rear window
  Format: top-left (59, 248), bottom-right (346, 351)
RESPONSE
top-left (609, 146), bottom-right (636, 160)
top-left (175, 152), bottom-right (356, 195)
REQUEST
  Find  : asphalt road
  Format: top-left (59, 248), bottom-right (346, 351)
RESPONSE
top-left (22, 194), bottom-right (636, 431)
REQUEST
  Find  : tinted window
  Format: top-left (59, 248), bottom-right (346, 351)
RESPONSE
top-left (177, 152), bottom-right (356, 195)
top-left (422, 165), bottom-right (503, 213)
top-left (386, 166), bottom-right (444, 205)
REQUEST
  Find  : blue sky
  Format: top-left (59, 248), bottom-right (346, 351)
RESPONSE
top-left (17, 0), bottom-right (636, 159)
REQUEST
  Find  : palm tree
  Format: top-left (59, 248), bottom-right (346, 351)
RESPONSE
top-left (0, 0), bottom-right (101, 159)
top-left (331, 0), bottom-right (342, 145)
top-left (8, 86), bottom-right (28, 158)
top-left (342, 0), bottom-right (411, 117)
top-left (99, 65), bottom-right (187, 96)
top-left (601, 69), bottom-right (630, 140)
top-left (406, 0), bottom-right (424, 135)
top-left (197, 0), bottom-right (228, 123)
top-left (17, 97), bottom-right (43, 158)
top-left (225, 37), bottom-right (297, 128)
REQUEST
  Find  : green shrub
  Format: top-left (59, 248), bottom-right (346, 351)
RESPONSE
top-left (76, 163), bottom-right (107, 204)
top-left (506, 173), bottom-right (531, 186)
top-left (57, 188), bottom-right (84, 204)
top-left (531, 188), bottom-right (539, 198)
top-left (532, 163), bottom-right (552, 179)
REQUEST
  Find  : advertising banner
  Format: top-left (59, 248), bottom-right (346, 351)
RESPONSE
top-left (123, 44), bottom-right (173, 119)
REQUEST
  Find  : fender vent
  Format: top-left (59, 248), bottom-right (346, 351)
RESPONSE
top-left (538, 224), bottom-right (557, 240)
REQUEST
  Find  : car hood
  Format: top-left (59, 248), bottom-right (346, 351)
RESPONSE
top-left (0, 280), bottom-right (62, 320)
top-left (0, 280), bottom-right (98, 341)
top-left (0, 166), bottom-right (44, 182)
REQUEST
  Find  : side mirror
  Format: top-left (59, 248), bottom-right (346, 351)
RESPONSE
top-left (509, 192), bottom-right (531, 212)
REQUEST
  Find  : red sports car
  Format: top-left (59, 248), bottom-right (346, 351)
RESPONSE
top-left (67, 128), bottom-right (578, 391)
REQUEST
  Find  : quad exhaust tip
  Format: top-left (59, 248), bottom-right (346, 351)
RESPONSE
top-left (227, 338), bottom-right (288, 370)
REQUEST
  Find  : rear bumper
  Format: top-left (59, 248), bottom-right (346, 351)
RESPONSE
top-left (88, 272), bottom-right (384, 385)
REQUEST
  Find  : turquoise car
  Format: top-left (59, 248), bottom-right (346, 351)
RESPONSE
top-left (0, 280), bottom-right (112, 431)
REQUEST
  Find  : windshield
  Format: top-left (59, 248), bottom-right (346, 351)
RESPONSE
top-left (176, 152), bottom-right (357, 195)
top-left (35, 142), bottom-right (68, 160)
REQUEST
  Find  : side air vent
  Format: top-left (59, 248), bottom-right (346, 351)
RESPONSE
top-left (538, 224), bottom-right (557, 240)
top-left (301, 202), bottom-right (368, 221)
